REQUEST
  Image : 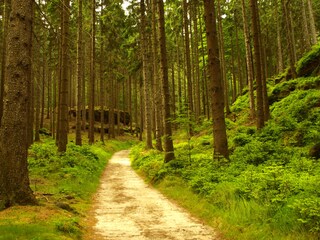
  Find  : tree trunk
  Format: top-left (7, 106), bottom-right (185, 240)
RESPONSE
top-left (34, 71), bottom-right (41, 142)
top-left (100, 44), bottom-right (105, 143)
top-left (235, 22), bottom-right (244, 94)
top-left (203, 0), bottom-right (229, 160)
top-left (241, 0), bottom-right (256, 118)
top-left (282, 0), bottom-right (297, 79)
top-left (306, 0), bottom-right (317, 45)
top-left (275, 0), bottom-right (284, 73)
top-left (141, 0), bottom-right (153, 149)
top-left (158, 0), bottom-right (175, 162)
top-left (88, 0), bottom-right (96, 144)
top-left (217, 0), bottom-right (230, 115)
top-left (230, 32), bottom-right (237, 103)
top-left (40, 58), bottom-right (45, 129)
top-left (76, 0), bottom-right (83, 146)
top-left (301, 0), bottom-right (311, 50)
top-left (109, 77), bottom-right (115, 138)
top-left (192, 0), bottom-right (201, 122)
top-left (152, 0), bottom-right (163, 151)
top-left (0, 0), bottom-right (11, 126)
top-left (260, 35), bottom-right (270, 121)
top-left (250, 0), bottom-right (265, 129)
top-left (0, 0), bottom-right (37, 208)
top-left (183, 0), bottom-right (194, 136)
top-left (129, 76), bottom-right (133, 134)
top-left (57, 0), bottom-right (70, 152)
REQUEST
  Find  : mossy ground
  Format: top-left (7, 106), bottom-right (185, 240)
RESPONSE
top-left (131, 74), bottom-right (320, 240)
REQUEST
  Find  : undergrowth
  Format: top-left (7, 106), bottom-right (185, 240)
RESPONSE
top-left (131, 76), bottom-right (320, 240)
top-left (0, 136), bottom-right (135, 240)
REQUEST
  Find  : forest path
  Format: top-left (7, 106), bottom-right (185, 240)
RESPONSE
top-left (83, 150), bottom-right (218, 240)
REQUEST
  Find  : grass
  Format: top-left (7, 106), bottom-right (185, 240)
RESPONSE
top-left (131, 83), bottom-right (320, 240)
top-left (133, 148), bottom-right (320, 240)
top-left (0, 133), bottom-right (136, 240)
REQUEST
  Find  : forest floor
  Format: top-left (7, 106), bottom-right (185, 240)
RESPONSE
top-left (83, 150), bottom-right (218, 240)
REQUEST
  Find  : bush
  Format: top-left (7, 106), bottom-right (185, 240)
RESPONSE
top-left (290, 196), bottom-right (320, 232)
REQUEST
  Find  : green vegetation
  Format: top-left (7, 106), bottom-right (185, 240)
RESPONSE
top-left (131, 75), bottom-right (320, 240)
top-left (0, 137), bottom-right (135, 240)
top-left (296, 43), bottom-right (320, 77)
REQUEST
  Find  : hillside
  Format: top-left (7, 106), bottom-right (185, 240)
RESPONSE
top-left (131, 44), bottom-right (320, 240)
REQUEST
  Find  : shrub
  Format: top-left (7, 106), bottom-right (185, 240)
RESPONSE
top-left (290, 196), bottom-right (320, 233)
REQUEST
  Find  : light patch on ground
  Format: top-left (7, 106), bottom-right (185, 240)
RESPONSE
top-left (84, 150), bottom-right (218, 240)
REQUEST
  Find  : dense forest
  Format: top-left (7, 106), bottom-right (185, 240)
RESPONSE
top-left (0, 0), bottom-right (320, 239)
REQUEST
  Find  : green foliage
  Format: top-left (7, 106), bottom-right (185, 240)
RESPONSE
top-left (290, 196), bottom-right (320, 233)
top-left (296, 44), bottom-right (320, 77)
top-left (270, 89), bottom-right (320, 146)
top-left (5, 137), bottom-right (137, 240)
top-left (54, 218), bottom-right (81, 237)
top-left (0, 224), bottom-right (65, 240)
top-left (230, 93), bottom-right (250, 113)
top-left (132, 76), bottom-right (320, 238)
top-left (269, 76), bottom-right (320, 104)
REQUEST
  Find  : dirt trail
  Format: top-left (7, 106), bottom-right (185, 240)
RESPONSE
top-left (85, 150), bottom-right (218, 240)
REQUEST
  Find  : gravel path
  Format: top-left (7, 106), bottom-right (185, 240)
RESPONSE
top-left (85, 150), bottom-right (218, 240)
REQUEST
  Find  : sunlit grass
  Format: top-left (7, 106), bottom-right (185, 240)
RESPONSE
top-left (0, 133), bottom-right (137, 240)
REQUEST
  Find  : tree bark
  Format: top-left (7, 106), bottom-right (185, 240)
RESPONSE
top-left (34, 70), bottom-right (41, 142)
top-left (183, 0), bottom-right (194, 136)
top-left (250, 0), bottom-right (265, 129)
top-left (192, 0), bottom-right (201, 122)
top-left (140, 0), bottom-right (153, 149)
top-left (282, 0), bottom-right (297, 79)
top-left (88, 0), bottom-right (96, 144)
top-left (203, 0), bottom-right (229, 159)
top-left (306, 0), bottom-right (317, 45)
top-left (152, 0), bottom-right (163, 151)
top-left (100, 44), bottom-right (105, 143)
top-left (0, 0), bottom-right (11, 126)
top-left (0, 0), bottom-right (37, 208)
top-left (275, 0), bottom-right (284, 73)
top-left (57, 0), bottom-right (70, 152)
top-left (76, 0), bottom-right (83, 146)
top-left (301, 0), bottom-right (311, 50)
top-left (217, 0), bottom-right (230, 115)
top-left (241, 0), bottom-right (256, 118)
top-left (158, 0), bottom-right (175, 162)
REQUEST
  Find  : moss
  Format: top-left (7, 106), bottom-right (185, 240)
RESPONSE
top-left (269, 77), bottom-right (320, 105)
top-left (296, 44), bottom-right (320, 77)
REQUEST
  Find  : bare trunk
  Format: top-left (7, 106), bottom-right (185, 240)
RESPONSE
top-left (241, 0), bottom-right (256, 118)
top-left (282, 0), bottom-right (297, 78)
top-left (203, 0), bottom-right (229, 159)
top-left (76, 0), bottom-right (83, 146)
top-left (275, 0), bottom-right (284, 73)
top-left (57, 0), bottom-right (70, 152)
top-left (109, 77), bottom-right (115, 139)
top-left (40, 57), bottom-right (45, 129)
top-left (0, 0), bottom-right (10, 126)
top-left (307, 0), bottom-right (317, 45)
top-left (250, 0), bottom-right (265, 129)
top-left (152, 0), bottom-right (163, 151)
top-left (35, 71), bottom-right (41, 142)
top-left (192, 0), bottom-right (201, 121)
top-left (0, 0), bottom-right (37, 208)
top-left (158, 0), bottom-right (174, 162)
top-left (217, 0), bottom-right (230, 115)
top-left (301, 0), bottom-right (311, 50)
top-left (183, 0), bottom-right (194, 136)
top-left (141, 0), bottom-right (153, 149)
top-left (88, 0), bottom-right (96, 144)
